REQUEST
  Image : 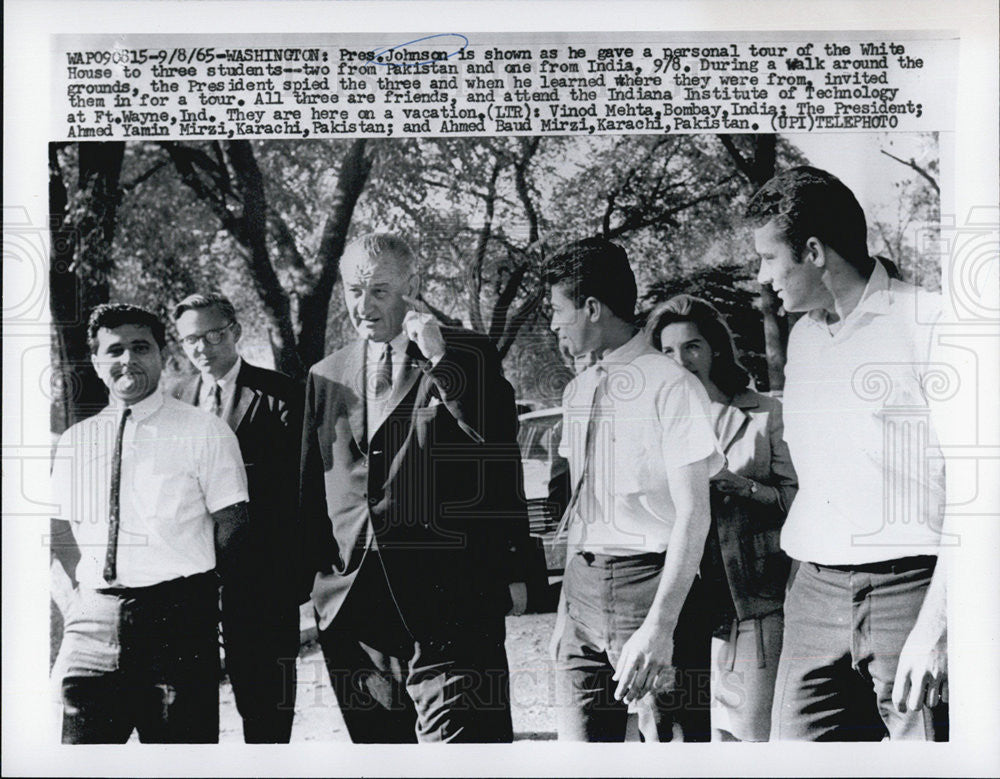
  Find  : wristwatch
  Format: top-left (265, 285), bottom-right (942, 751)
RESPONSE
top-left (746, 478), bottom-right (759, 497)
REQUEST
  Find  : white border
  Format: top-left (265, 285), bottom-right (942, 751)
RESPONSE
top-left (4, 2), bottom-right (998, 776)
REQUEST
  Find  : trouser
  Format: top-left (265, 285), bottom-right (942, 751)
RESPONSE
top-left (221, 584), bottom-right (299, 743)
top-left (556, 550), bottom-right (689, 742)
top-left (317, 553), bottom-right (514, 743)
top-left (710, 610), bottom-right (784, 742)
top-left (659, 574), bottom-right (714, 741)
top-left (771, 556), bottom-right (949, 741)
top-left (58, 571), bottom-right (220, 744)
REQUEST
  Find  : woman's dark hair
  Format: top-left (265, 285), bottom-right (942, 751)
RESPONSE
top-left (644, 294), bottom-right (751, 398)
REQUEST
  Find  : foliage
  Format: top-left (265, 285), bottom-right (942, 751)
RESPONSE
top-left (49, 133), bottom-right (939, 425)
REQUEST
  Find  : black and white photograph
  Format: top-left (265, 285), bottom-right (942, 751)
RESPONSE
top-left (4, 2), bottom-right (999, 776)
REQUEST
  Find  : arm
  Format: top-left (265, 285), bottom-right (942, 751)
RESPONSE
top-left (50, 518), bottom-right (79, 616)
top-left (891, 297), bottom-right (949, 713)
top-left (405, 307), bottom-right (531, 605)
top-left (613, 456), bottom-right (712, 702)
top-left (296, 370), bottom-right (334, 598)
top-left (710, 402), bottom-right (798, 514)
top-left (212, 501), bottom-right (251, 582)
top-left (892, 546), bottom-right (948, 712)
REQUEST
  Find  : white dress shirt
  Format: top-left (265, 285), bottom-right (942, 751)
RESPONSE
top-left (780, 261), bottom-right (947, 565)
top-left (51, 390), bottom-right (249, 587)
top-left (198, 356), bottom-right (242, 420)
top-left (365, 331), bottom-right (412, 437)
top-left (558, 333), bottom-right (724, 555)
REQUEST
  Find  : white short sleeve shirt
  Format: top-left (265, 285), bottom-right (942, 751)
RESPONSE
top-left (51, 390), bottom-right (249, 587)
top-left (559, 333), bottom-right (723, 555)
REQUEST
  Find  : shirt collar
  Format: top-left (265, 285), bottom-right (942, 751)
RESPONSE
top-left (110, 387), bottom-right (164, 423)
top-left (370, 332), bottom-right (410, 360)
top-left (595, 331), bottom-right (648, 372)
top-left (202, 356), bottom-right (242, 389)
top-left (806, 259), bottom-right (893, 329)
top-left (852, 259), bottom-right (893, 316)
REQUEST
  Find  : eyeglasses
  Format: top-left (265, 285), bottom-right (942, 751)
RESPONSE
top-left (180, 321), bottom-right (235, 347)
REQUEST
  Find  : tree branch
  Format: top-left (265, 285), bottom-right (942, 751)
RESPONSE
top-left (513, 137), bottom-right (541, 244)
top-left (880, 150), bottom-right (940, 193)
top-left (120, 160), bottom-right (170, 192)
top-left (419, 294), bottom-right (463, 327)
top-left (717, 134), bottom-right (755, 182)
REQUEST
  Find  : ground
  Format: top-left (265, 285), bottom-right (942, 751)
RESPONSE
top-left (219, 610), bottom-right (560, 742)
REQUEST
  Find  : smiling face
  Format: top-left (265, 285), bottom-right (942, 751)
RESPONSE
top-left (754, 219), bottom-right (827, 313)
top-left (175, 305), bottom-right (240, 380)
top-left (658, 321), bottom-right (713, 387)
top-left (549, 283), bottom-right (596, 358)
top-left (91, 324), bottom-right (163, 405)
top-left (341, 249), bottom-right (417, 343)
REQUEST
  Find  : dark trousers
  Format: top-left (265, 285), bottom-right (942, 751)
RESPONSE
top-left (772, 557), bottom-right (949, 741)
top-left (317, 553), bottom-right (513, 743)
top-left (59, 572), bottom-right (220, 744)
top-left (656, 573), bottom-right (714, 741)
top-left (557, 551), bottom-right (696, 742)
top-left (221, 584), bottom-right (299, 743)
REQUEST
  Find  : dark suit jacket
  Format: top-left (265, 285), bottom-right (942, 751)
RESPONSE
top-left (300, 327), bottom-right (531, 637)
top-left (171, 360), bottom-right (304, 604)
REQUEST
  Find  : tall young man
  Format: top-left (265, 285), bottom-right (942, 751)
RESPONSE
top-left (748, 166), bottom-right (949, 740)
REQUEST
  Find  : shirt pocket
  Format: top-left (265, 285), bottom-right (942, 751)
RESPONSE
top-left (130, 447), bottom-right (200, 522)
top-left (608, 415), bottom-right (651, 495)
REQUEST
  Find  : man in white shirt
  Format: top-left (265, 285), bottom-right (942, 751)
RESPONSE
top-left (50, 304), bottom-right (249, 743)
top-left (748, 166), bottom-right (949, 740)
top-left (545, 237), bottom-right (722, 741)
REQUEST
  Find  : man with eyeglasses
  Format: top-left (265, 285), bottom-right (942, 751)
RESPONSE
top-left (171, 292), bottom-right (303, 743)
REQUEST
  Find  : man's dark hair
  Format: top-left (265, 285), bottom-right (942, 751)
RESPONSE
top-left (745, 165), bottom-right (874, 277)
top-left (87, 303), bottom-right (166, 354)
top-left (172, 291), bottom-right (238, 323)
top-left (645, 294), bottom-right (751, 398)
top-left (544, 237), bottom-right (637, 323)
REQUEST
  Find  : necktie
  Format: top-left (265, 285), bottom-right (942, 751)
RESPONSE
top-left (207, 382), bottom-right (222, 416)
top-left (554, 366), bottom-right (608, 541)
top-left (374, 342), bottom-right (393, 397)
top-left (103, 407), bottom-right (132, 583)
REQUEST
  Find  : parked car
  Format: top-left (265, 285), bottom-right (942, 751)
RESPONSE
top-left (517, 406), bottom-right (568, 610)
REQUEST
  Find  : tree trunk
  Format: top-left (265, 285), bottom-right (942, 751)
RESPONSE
top-left (225, 141), bottom-right (302, 378)
top-left (49, 142), bottom-right (125, 433)
top-left (719, 133), bottom-right (786, 391)
top-left (295, 139), bottom-right (372, 370)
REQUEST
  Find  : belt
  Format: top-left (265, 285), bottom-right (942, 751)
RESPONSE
top-left (94, 570), bottom-right (218, 601)
top-left (577, 550), bottom-right (665, 568)
top-left (814, 555), bottom-right (937, 576)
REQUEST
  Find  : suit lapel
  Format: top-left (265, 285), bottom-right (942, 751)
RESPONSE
top-left (367, 343), bottom-right (423, 442)
top-left (344, 340), bottom-right (367, 450)
top-left (717, 403), bottom-right (751, 455)
top-left (717, 391), bottom-right (760, 454)
top-left (229, 363), bottom-right (258, 433)
top-left (382, 352), bottom-right (421, 421)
